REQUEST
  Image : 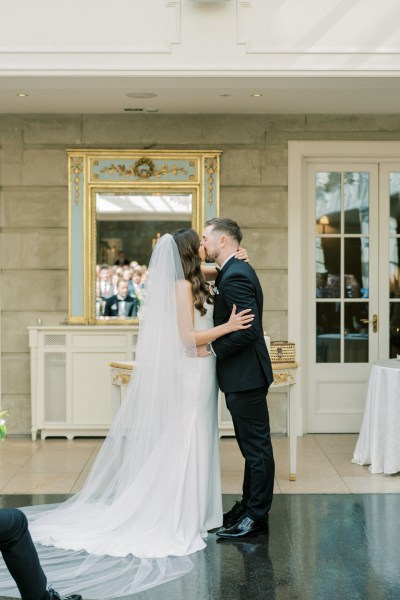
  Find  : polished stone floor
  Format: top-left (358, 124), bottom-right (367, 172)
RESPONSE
top-left (1, 436), bottom-right (400, 598)
top-left (2, 434), bottom-right (400, 495)
top-left (1, 493), bottom-right (399, 600)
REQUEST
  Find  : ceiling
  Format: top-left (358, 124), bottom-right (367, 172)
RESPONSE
top-left (2, 76), bottom-right (400, 114)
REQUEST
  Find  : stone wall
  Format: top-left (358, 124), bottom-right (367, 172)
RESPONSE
top-left (2, 113), bottom-right (400, 434)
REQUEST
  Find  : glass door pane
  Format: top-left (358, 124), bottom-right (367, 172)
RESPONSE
top-left (315, 171), bottom-right (370, 363)
top-left (389, 173), bottom-right (400, 357)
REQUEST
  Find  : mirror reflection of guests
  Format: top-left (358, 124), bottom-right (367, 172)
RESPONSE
top-left (0, 230), bottom-right (256, 597)
top-left (95, 261), bottom-right (149, 317)
top-left (114, 250), bottom-right (130, 266)
top-left (121, 266), bottom-right (132, 283)
top-left (129, 268), bottom-right (145, 301)
top-left (110, 272), bottom-right (120, 296)
top-left (104, 279), bottom-right (139, 318)
top-left (97, 264), bottom-right (113, 299)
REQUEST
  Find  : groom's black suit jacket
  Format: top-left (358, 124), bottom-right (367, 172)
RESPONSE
top-left (212, 257), bottom-right (273, 393)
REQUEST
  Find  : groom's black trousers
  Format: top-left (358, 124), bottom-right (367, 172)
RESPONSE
top-left (225, 386), bottom-right (275, 521)
top-left (0, 508), bottom-right (48, 600)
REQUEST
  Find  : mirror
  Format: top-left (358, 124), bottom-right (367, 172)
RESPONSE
top-left (68, 150), bottom-right (221, 324)
top-left (95, 192), bottom-right (192, 320)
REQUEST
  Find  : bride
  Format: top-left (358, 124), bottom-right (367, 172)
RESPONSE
top-left (0, 231), bottom-right (253, 598)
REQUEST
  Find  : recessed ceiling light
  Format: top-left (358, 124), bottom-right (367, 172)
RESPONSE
top-left (124, 108), bottom-right (144, 112)
top-left (126, 92), bottom-right (157, 99)
top-left (16, 92), bottom-right (29, 97)
top-left (251, 93), bottom-right (263, 97)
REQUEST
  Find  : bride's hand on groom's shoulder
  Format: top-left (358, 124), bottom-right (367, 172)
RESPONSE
top-left (227, 304), bottom-right (254, 333)
top-left (235, 247), bottom-right (250, 262)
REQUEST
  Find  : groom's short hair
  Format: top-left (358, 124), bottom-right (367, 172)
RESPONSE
top-left (205, 217), bottom-right (242, 244)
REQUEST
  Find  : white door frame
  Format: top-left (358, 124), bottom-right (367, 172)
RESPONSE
top-left (288, 141), bottom-right (400, 435)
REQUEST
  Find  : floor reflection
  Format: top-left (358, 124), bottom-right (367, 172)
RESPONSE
top-left (1, 494), bottom-right (400, 599)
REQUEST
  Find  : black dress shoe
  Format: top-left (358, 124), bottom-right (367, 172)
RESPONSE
top-left (223, 501), bottom-right (246, 528)
top-left (216, 515), bottom-right (269, 539)
top-left (48, 587), bottom-right (82, 600)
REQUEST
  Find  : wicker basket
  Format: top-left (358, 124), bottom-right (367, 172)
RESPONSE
top-left (270, 341), bottom-right (296, 364)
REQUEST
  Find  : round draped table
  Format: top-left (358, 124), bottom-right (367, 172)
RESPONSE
top-left (352, 359), bottom-right (400, 474)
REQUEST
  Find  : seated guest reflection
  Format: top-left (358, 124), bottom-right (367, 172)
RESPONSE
top-left (104, 280), bottom-right (139, 318)
top-left (111, 272), bottom-right (120, 296)
top-left (121, 266), bottom-right (133, 283)
top-left (128, 268), bottom-right (144, 299)
top-left (98, 264), bottom-right (113, 299)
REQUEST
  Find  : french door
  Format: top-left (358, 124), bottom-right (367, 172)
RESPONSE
top-left (304, 161), bottom-right (400, 432)
top-left (307, 164), bottom-right (378, 431)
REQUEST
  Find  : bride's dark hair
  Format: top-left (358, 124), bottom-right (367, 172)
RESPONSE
top-left (173, 228), bottom-right (213, 316)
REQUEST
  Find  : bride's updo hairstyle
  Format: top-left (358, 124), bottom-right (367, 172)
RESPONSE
top-left (173, 228), bottom-right (213, 316)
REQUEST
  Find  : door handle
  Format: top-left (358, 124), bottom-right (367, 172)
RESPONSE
top-left (360, 314), bottom-right (378, 333)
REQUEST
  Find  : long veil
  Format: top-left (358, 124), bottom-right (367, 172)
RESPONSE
top-left (0, 234), bottom-right (204, 598)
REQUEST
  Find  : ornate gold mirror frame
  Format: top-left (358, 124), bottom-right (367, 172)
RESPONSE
top-left (68, 149), bottom-right (221, 324)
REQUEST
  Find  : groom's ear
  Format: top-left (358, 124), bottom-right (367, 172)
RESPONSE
top-left (219, 234), bottom-right (228, 248)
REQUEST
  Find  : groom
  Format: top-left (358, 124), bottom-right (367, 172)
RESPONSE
top-left (201, 217), bottom-right (275, 539)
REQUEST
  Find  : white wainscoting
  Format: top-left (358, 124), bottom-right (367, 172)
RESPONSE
top-left (29, 325), bottom-right (138, 440)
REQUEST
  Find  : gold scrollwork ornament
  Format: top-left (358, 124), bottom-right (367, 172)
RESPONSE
top-left (133, 157), bottom-right (156, 179)
top-left (71, 158), bottom-right (83, 205)
top-left (113, 371), bottom-right (132, 386)
top-left (273, 372), bottom-right (295, 386)
top-left (100, 158), bottom-right (188, 180)
top-left (204, 157), bottom-right (216, 206)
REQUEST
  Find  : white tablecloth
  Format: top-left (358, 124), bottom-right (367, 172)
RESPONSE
top-left (352, 359), bottom-right (400, 474)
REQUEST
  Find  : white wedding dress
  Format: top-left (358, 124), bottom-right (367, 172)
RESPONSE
top-left (0, 236), bottom-right (222, 598)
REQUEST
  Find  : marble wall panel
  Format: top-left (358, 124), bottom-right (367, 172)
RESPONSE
top-left (263, 310), bottom-right (288, 341)
top-left (20, 115), bottom-right (82, 145)
top-left (81, 114), bottom-right (203, 146)
top-left (261, 146), bottom-right (288, 187)
top-left (2, 271), bottom-right (68, 311)
top-left (263, 115), bottom-right (307, 132)
top-left (2, 312), bottom-right (67, 353)
top-left (201, 115), bottom-right (266, 146)
top-left (220, 149), bottom-right (262, 186)
top-left (306, 114), bottom-right (400, 132)
top-left (220, 188), bottom-right (287, 229)
top-left (242, 229), bottom-right (287, 270)
top-left (0, 189), bottom-right (68, 229)
top-left (1, 354), bottom-right (30, 395)
top-left (0, 129), bottom-right (23, 187)
top-left (1, 230), bottom-right (67, 269)
top-left (258, 271), bottom-right (287, 311)
top-left (21, 149), bottom-right (68, 187)
top-left (1, 395), bottom-right (31, 435)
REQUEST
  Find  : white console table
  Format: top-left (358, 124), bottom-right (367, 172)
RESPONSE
top-left (29, 326), bottom-right (138, 440)
top-left (108, 360), bottom-right (300, 481)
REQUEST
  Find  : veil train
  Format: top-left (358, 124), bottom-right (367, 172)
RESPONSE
top-left (0, 235), bottom-right (205, 598)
